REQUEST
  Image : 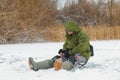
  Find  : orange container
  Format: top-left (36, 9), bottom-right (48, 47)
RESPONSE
top-left (54, 58), bottom-right (62, 71)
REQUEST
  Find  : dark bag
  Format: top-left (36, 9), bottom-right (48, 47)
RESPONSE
top-left (90, 45), bottom-right (94, 57)
top-left (68, 56), bottom-right (76, 65)
top-left (51, 55), bottom-right (61, 62)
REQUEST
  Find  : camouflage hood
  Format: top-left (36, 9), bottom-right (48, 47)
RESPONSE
top-left (65, 21), bottom-right (80, 32)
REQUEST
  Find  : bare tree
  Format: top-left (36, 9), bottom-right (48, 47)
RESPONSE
top-left (108, 0), bottom-right (114, 26)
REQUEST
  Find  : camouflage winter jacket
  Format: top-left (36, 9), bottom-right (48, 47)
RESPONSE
top-left (63, 21), bottom-right (91, 60)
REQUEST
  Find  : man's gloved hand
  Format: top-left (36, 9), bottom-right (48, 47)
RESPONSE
top-left (58, 49), bottom-right (64, 57)
top-left (58, 49), bottom-right (70, 58)
top-left (63, 50), bottom-right (70, 58)
top-left (58, 49), bottom-right (63, 54)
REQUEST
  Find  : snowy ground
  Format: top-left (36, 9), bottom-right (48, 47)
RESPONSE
top-left (0, 40), bottom-right (120, 80)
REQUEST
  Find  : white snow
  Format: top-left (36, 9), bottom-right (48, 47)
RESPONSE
top-left (57, 0), bottom-right (120, 10)
top-left (0, 40), bottom-right (120, 80)
top-left (57, 0), bottom-right (78, 10)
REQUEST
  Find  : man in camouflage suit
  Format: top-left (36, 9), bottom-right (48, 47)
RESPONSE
top-left (28, 20), bottom-right (91, 71)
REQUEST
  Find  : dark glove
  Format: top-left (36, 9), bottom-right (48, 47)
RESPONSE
top-left (68, 56), bottom-right (77, 65)
top-left (58, 49), bottom-right (63, 54)
top-left (51, 55), bottom-right (61, 62)
top-left (63, 50), bottom-right (70, 58)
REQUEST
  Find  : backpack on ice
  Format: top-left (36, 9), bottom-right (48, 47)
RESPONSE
top-left (90, 45), bottom-right (94, 57)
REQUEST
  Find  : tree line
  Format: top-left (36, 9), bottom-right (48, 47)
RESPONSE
top-left (0, 0), bottom-right (120, 44)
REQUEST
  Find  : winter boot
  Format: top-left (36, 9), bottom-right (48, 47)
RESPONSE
top-left (28, 57), bottom-right (53, 71)
top-left (54, 58), bottom-right (62, 71)
top-left (62, 60), bottom-right (73, 71)
top-left (28, 57), bottom-right (38, 71)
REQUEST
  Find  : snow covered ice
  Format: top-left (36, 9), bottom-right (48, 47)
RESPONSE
top-left (0, 40), bottom-right (120, 80)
